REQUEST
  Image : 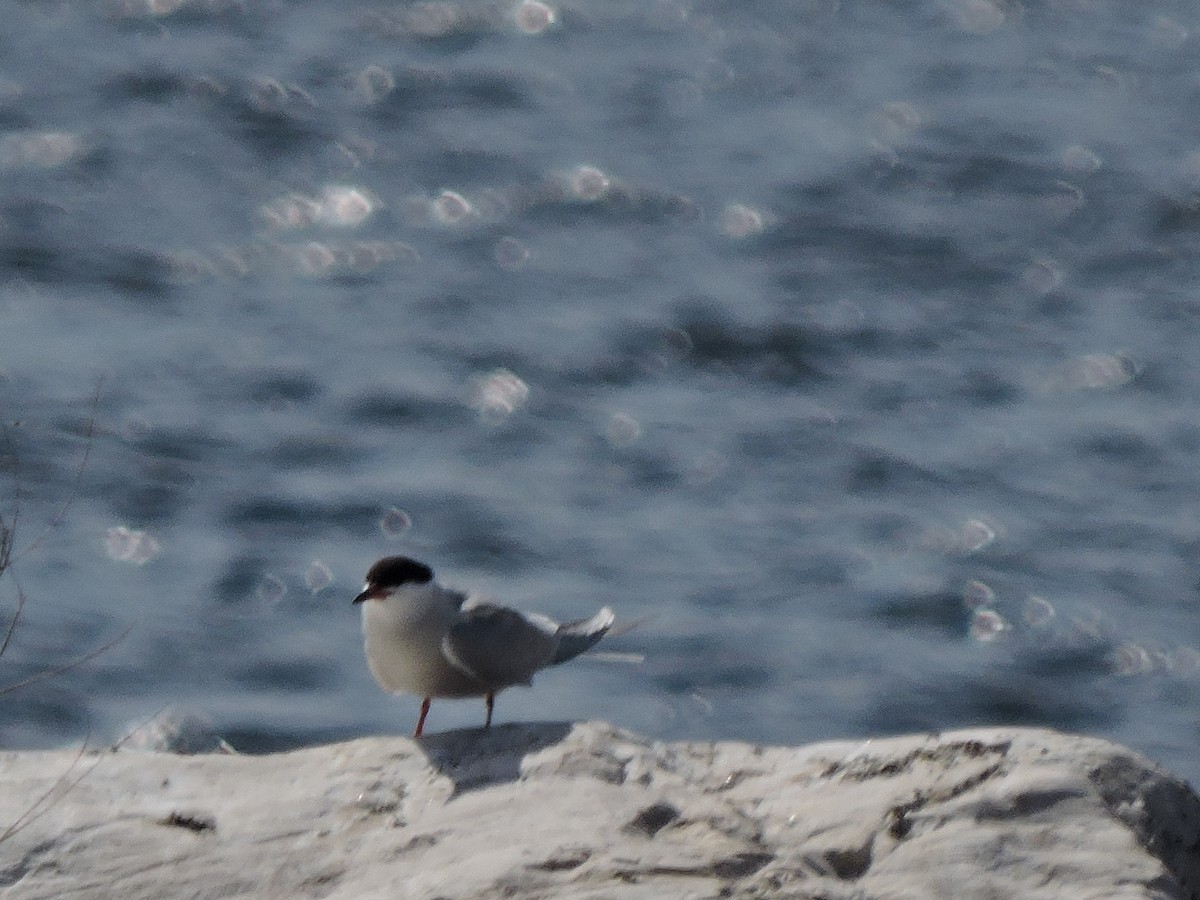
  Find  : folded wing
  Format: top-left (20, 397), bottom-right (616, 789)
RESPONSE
top-left (442, 604), bottom-right (559, 688)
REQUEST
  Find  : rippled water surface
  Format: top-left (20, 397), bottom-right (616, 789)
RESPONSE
top-left (3, 0), bottom-right (1200, 784)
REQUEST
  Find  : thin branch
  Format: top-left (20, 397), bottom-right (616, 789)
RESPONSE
top-left (0, 584), bottom-right (25, 659)
top-left (0, 403), bottom-right (19, 577)
top-left (0, 698), bottom-right (172, 846)
top-left (0, 380), bottom-right (125, 848)
top-left (0, 623), bottom-right (132, 697)
top-left (0, 735), bottom-right (101, 845)
top-left (14, 379), bottom-right (103, 562)
top-left (0, 516), bottom-right (11, 574)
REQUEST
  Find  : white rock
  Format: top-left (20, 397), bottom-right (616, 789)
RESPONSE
top-left (0, 723), bottom-right (1196, 899)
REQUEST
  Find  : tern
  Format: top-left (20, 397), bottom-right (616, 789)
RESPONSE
top-left (353, 555), bottom-right (615, 737)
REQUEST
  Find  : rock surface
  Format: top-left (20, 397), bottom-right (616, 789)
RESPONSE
top-left (1, 723), bottom-right (1198, 899)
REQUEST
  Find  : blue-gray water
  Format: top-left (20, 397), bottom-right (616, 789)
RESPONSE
top-left (3, 0), bottom-right (1199, 784)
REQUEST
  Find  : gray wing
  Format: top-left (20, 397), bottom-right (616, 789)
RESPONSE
top-left (442, 604), bottom-right (559, 689)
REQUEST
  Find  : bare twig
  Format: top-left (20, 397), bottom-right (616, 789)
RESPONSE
top-left (0, 700), bottom-right (179, 846)
top-left (13, 379), bottom-right (103, 562)
top-left (0, 736), bottom-right (100, 845)
top-left (0, 381), bottom-right (101, 661)
top-left (0, 514), bottom-right (11, 574)
top-left (0, 425), bottom-right (14, 658)
top-left (0, 584), bottom-right (24, 660)
top-left (0, 380), bottom-right (139, 850)
top-left (0, 401), bottom-right (17, 581)
top-left (0, 623), bottom-right (132, 696)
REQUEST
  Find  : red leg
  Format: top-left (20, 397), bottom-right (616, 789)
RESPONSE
top-left (414, 697), bottom-right (431, 737)
top-left (485, 692), bottom-right (494, 728)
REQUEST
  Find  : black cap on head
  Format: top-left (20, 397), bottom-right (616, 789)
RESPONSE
top-left (365, 556), bottom-right (434, 588)
top-left (353, 556), bottom-right (434, 605)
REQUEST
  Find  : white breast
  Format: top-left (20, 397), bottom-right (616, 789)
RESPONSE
top-left (360, 583), bottom-right (486, 698)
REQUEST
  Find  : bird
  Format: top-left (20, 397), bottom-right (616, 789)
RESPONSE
top-left (353, 555), bottom-right (616, 737)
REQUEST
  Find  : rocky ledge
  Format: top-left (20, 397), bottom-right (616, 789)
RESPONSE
top-left (1, 723), bottom-right (1198, 899)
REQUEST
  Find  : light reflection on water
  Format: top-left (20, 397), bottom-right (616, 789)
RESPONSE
top-left (0, 0), bottom-right (1199, 792)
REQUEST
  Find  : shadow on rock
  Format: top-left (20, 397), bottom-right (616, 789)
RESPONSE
top-left (417, 721), bottom-right (574, 794)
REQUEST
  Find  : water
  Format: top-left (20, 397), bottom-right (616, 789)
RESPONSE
top-left (2, 0), bottom-right (1199, 786)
